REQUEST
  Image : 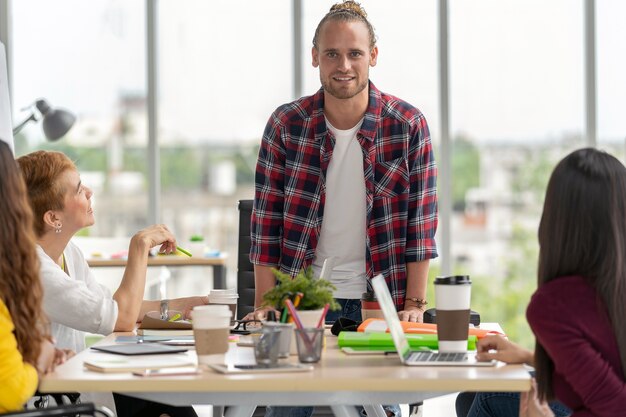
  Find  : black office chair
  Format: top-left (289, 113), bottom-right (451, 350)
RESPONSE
top-left (2, 403), bottom-right (114, 417)
top-left (237, 199), bottom-right (255, 320)
top-left (236, 199), bottom-right (334, 417)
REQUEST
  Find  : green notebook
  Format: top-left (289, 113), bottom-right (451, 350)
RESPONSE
top-left (337, 332), bottom-right (477, 351)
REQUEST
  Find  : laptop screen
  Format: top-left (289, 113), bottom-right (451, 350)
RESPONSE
top-left (371, 274), bottom-right (411, 362)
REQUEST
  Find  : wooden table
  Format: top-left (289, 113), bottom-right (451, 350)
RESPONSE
top-left (87, 255), bottom-right (228, 289)
top-left (40, 329), bottom-right (530, 417)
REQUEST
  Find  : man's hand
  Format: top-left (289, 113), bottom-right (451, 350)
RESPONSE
top-left (475, 334), bottom-right (534, 365)
top-left (398, 306), bottom-right (424, 323)
top-left (242, 306), bottom-right (280, 322)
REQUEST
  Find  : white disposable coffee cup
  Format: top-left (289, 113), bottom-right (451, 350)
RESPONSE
top-left (434, 275), bottom-right (472, 353)
top-left (208, 289), bottom-right (239, 323)
top-left (191, 304), bottom-right (231, 365)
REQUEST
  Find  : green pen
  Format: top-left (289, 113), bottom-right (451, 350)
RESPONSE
top-left (176, 246), bottom-right (192, 257)
top-left (168, 313), bottom-right (182, 322)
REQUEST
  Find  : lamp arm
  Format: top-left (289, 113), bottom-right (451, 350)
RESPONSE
top-left (12, 111), bottom-right (38, 135)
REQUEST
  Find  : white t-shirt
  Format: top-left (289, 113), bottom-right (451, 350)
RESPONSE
top-left (312, 118), bottom-right (367, 299)
top-left (37, 241), bottom-right (118, 352)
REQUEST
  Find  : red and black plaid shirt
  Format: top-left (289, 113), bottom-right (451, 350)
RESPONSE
top-left (250, 82), bottom-right (438, 309)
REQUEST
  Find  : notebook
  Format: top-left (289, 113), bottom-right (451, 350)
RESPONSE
top-left (91, 343), bottom-right (188, 356)
top-left (84, 356), bottom-right (195, 373)
top-left (371, 275), bottom-right (495, 367)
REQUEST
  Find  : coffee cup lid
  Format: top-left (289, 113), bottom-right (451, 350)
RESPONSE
top-left (209, 289), bottom-right (237, 295)
top-left (434, 275), bottom-right (471, 285)
top-left (192, 304), bottom-right (232, 317)
top-left (209, 294), bottom-right (239, 299)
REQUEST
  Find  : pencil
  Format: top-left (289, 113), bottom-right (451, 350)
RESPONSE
top-left (176, 246), bottom-right (192, 257)
top-left (288, 292), bottom-right (304, 324)
top-left (316, 303), bottom-right (330, 329)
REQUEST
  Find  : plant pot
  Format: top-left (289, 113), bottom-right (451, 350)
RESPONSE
top-left (289, 308), bottom-right (324, 355)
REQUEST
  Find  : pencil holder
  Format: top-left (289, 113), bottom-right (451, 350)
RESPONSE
top-left (295, 327), bottom-right (324, 363)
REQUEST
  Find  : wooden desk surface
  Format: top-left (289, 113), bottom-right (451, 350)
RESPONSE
top-left (87, 255), bottom-right (227, 268)
top-left (40, 329), bottom-right (530, 403)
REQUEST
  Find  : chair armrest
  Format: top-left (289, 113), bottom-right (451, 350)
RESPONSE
top-left (2, 403), bottom-right (114, 417)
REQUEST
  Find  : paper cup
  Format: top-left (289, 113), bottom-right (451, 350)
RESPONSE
top-left (208, 289), bottom-right (239, 323)
top-left (434, 275), bottom-right (472, 353)
top-left (191, 304), bottom-right (231, 365)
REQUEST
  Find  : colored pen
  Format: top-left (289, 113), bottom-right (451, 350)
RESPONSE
top-left (280, 292), bottom-right (293, 323)
top-left (284, 299), bottom-right (304, 330)
top-left (316, 303), bottom-right (330, 329)
top-left (176, 246), bottom-right (192, 257)
top-left (288, 292), bottom-right (304, 324)
top-left (293, 292), bottom-right (304, 308)
top-left (285, 299), bottom-right (314, 351)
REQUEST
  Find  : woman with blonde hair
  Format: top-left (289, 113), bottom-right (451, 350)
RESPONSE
top-left (0, 141), bottom-right (67, 412)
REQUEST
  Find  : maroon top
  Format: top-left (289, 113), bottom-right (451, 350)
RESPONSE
top-left (527, 275), bottom-right (626, 417)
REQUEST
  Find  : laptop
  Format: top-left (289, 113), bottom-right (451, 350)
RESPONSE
top-left (371, 274), bottom-right (495, 367)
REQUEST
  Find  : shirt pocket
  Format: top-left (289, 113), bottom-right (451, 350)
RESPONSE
top-left (374, 157), bottom-right (409, 198)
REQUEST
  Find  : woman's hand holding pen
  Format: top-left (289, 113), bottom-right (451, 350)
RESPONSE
top-left (131, 224), bottom-right (177, 254)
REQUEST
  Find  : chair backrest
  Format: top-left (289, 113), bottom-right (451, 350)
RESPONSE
top-left (237, 199), bottom-right (255, 320)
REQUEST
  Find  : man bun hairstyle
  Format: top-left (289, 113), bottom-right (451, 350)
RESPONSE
top-left (313, 0), bottom-right (377, 50)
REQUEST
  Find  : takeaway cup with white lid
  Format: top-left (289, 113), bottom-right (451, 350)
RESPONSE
top-left (208, 288), bottom-right (238, 324)
top-left (192, 304), bottom-right (231, 365)
top-left (434, 275), bottom-right (472, 353)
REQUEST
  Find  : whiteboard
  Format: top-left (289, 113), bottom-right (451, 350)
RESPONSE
top-left (0, 41), bottom-right (13, 153)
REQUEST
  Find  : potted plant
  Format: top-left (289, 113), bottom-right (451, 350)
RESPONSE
top-left (262, 267), bottom-right (340, 323)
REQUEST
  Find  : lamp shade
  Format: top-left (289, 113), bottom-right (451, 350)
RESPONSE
top-left (13, 99), bottom-right (76, 141)
top-left (36, 99), bottom-right (76, 141)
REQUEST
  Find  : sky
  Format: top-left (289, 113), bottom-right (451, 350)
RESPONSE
top-left (7, 0), bottom-right (626, 146)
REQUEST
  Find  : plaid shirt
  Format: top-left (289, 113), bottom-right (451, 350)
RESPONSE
top-left (250, 82), bottom-right (438, 309)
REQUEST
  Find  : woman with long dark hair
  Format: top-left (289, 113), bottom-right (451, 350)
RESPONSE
top-left (457, 148), bottom-right (626, 417)
top-left (526, 147), bottom-right (626, 416)
top-left (0, 141), bottom-right (67, 412)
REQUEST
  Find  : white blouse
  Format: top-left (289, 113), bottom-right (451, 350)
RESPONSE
top-left (37, 241), bottom-right (118, 352)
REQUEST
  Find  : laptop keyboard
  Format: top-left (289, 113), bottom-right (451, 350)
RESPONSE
top-left (407, 351), bottom-right (469, 363)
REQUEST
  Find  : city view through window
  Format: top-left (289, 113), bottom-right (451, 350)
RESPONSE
top-left (7, 0), bottom-right (626, 348)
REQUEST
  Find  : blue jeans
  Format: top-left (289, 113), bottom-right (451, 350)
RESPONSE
top-left (456, 392), bottom-right (571, 417)
top-left (267, 299), bottom-right (401, 417)
top-left (325, 298), bottom-right (362, 324)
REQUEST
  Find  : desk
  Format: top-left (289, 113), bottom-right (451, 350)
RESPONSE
top-left (40, 330), bottom-right (530, 417)
top-left (87, 255), bottom-right (228, 289)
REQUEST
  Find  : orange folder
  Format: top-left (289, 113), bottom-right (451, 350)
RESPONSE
top-left (357, 318), bottom-right (505, 339)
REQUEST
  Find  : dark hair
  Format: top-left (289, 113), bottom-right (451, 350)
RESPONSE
top-left (0, 141), bottom-right (48, 366)
top-left (313, 0), bottom-right (377, 50)
top-left (535, 147), bottom-right (626, 400)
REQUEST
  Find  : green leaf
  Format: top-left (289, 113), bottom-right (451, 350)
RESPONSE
top-left (261, 267), bottom-right (340, 311)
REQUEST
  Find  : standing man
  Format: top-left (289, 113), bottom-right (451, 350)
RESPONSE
top-left (248, 0), bottom-right (437, 326)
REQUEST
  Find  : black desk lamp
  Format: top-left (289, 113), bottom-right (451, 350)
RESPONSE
top-left (12, 99), bottom-right (76, 141)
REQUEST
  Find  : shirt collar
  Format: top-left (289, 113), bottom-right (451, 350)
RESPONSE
top-left (313, 80), bottom-right (382, 143)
